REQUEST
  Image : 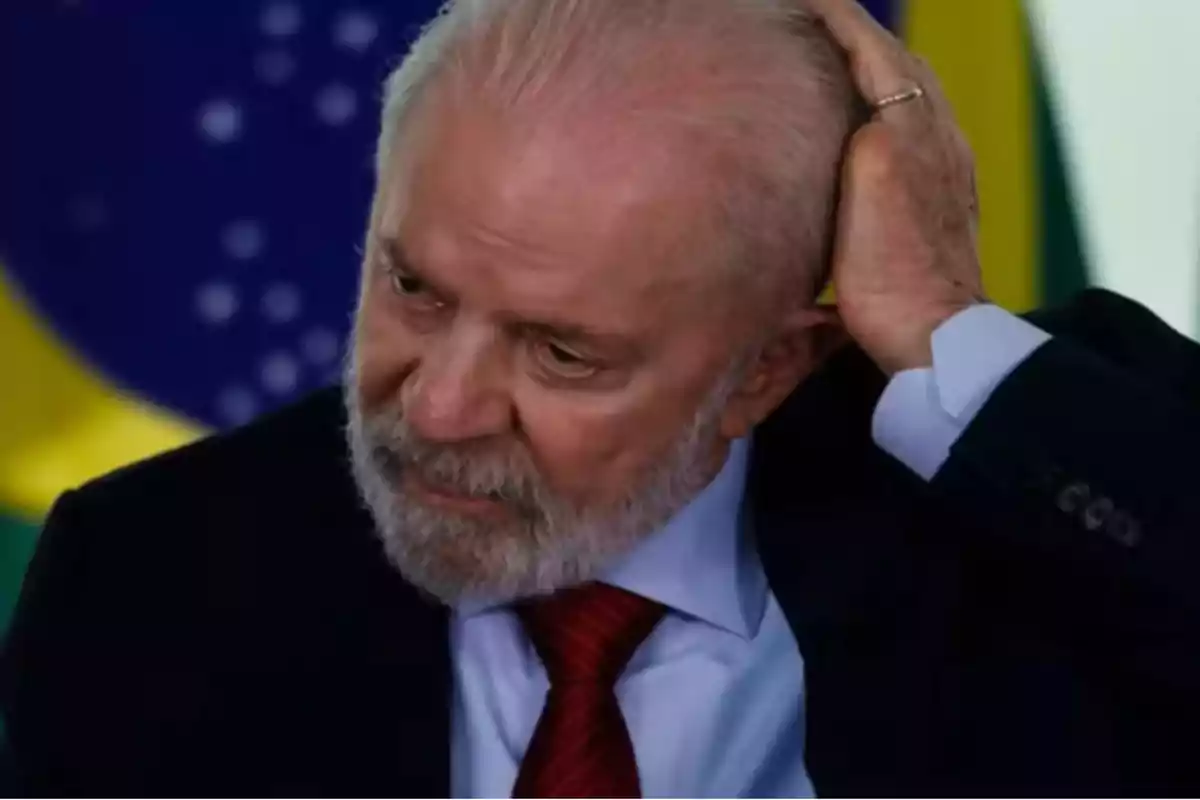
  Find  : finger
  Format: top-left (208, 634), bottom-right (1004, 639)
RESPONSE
top-left (871, 86), bottom-right (932, 126)
top-left (806, 0), bottom-right (910, 97)
top-left (805, 0), bottom-right (946, 134)
top-left (906, 56), bottom-right (957, 123)
top-left (806, 0), bottom-right (895, 54)
top-left (870, 57), bottom-right (950, 134)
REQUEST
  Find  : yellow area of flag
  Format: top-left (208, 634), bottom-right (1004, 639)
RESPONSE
top-left (0, 265), bottom-right (202, 517)
top-left (906, 0), bottom-right (1037, 311)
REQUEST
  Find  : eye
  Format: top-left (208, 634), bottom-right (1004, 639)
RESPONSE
top-left (388, 268), bottom-right (426, 297)
top-left (533, 340), bottom-right (598, 380)
top-left (382, 263), bottom-right (448, 314)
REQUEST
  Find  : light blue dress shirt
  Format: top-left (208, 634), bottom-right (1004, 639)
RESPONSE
top-left (450, 305), bottom-right (1052, 798)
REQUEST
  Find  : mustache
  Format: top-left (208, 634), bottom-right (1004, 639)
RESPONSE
top-left (360, 409), bottom-right (544, 513)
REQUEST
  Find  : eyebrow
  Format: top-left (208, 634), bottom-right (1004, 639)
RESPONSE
top-left (514, 319), bottom-right (640, 356)
top-left (374, 234), bottom-right (641, 356)
top-left (376, 236), bottom-right (457, 302)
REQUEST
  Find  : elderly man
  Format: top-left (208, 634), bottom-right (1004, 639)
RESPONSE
top-left (4, 0), bottom-right (1200, 795)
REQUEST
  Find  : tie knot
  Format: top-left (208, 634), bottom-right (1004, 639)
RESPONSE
top-left (517, 583), bottom-right (666, 686)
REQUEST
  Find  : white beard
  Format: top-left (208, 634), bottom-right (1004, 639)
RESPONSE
top-left (343, 363), bottom-right (738, 606)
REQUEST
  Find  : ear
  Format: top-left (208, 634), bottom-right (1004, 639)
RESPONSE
top-left (719, 304), bottom-right (848, 439)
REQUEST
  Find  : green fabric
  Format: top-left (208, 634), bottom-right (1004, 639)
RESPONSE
top-left (0, 510), bottom-right (37, 774)
top-left (1032, 39), bottom-right (1091, 304)
top-left (0, 511), bottom-right (39, 638)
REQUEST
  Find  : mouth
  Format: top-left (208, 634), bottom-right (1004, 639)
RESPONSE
top-left (401, 470), bottom-right (510, 517)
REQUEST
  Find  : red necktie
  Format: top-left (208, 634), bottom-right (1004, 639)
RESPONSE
top-left (512, 582), bottom-right (667, 798)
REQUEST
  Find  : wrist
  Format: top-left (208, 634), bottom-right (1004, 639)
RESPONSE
top-left (873, 300), bottom-right (981, 376)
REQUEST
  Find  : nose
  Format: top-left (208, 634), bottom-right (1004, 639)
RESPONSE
top-left (402, 321), bottom-right (514, 444)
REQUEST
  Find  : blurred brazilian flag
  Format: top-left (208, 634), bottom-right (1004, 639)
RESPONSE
top-left (3, 0), bottom-right (1200, 636)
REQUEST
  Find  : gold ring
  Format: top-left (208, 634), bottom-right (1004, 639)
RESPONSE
top-left (873, 85), bottom-right (925, 111)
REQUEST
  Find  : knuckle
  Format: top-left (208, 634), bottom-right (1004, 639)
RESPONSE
top-left (912, 56), bottom-right (940, 86)
top-left (851, 126), bottom-right (899, 178)
top-left (858, 124), bottom-right (893, 153)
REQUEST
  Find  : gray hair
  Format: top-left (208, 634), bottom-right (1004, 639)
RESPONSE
top-left (373, 0), bottom-right (863, 305)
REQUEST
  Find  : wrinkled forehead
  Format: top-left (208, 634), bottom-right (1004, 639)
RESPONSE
top-left (382, 94), bottom-right (733, 282)
top-left (386, 87), bottom-right (717, 215)
top-left (366, 99), bottom-right (758, 354)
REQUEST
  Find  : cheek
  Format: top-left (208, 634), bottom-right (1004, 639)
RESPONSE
top-left (353, 285), bottom-right (421, 412)
top-left (516, 380), bottom-right (710, 505)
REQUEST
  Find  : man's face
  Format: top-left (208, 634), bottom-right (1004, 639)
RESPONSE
top-left (347, 102), bottom-right (761, 603)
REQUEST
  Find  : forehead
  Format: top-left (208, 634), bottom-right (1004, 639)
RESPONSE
top-left (374, 100), bottom-right (734, 335)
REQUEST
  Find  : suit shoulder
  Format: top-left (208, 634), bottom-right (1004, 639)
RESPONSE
top-left (71, 386), bottom-right (348, 516)
top-left (17, 385), bottom-right (379, 645)
top-left (1027, 287), bottom-right (1187, 348)
top-left (1025, 288), bottom-right (1200, 398)
top-left (34, 386), bottom-right (367, 598)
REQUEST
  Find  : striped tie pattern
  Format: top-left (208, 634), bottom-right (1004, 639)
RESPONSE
top-left (512, 582), bottom-right (667, 798)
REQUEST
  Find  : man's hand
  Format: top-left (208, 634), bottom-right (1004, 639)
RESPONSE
top-left (809, 0), bottom-right (986, 375)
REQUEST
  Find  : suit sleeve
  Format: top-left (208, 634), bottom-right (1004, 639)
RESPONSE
top-left (873, 304), bottom-right (1052, 480)
top-left (929, 290), bottom-right (1200, 694)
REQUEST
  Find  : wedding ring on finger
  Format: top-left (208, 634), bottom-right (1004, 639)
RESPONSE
top-left (872, 85), bottom-right (925, 111)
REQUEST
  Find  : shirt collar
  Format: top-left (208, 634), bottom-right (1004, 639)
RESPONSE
top-left (603, 437), bottom-right (764, 639)
top-left (457, 438), bottom-right (766, 641)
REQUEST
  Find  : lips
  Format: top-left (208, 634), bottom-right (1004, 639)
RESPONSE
top-left (413, 470), bottom-right (500, 502)
top-left (371, 442), bottom-right (533, 516)
top-left (401, 469), bottom-right (512, 518)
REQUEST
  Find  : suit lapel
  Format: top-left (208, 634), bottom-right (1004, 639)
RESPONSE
top-left (280, 389), bottom-right (455, 796)
top-left (333, 539), bottom-right (453, 796)
top-left (273, 562), bottom-right (453, 796)
top-left (749, 346), bottom-right (972, 795)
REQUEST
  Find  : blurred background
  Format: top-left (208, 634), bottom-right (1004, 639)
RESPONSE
top-left (2, 0), bottom-right (1199, 635)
